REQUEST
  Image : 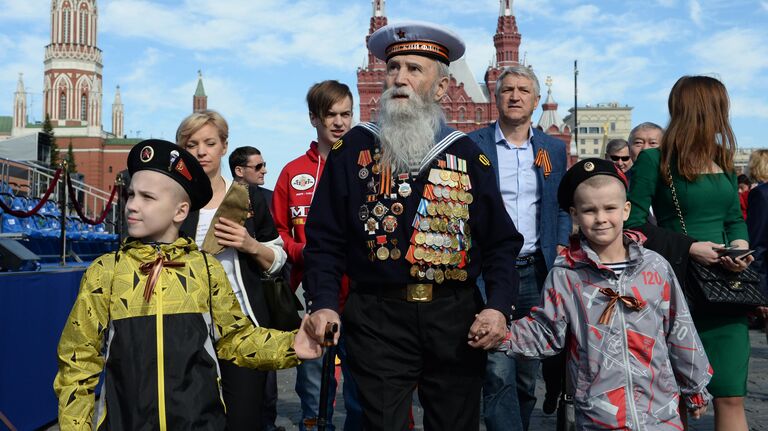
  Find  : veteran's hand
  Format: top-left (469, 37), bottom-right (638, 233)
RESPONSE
top-left (688, 404), bottom-right (707, 420)
top-left (689, 241), bottom-right (723, 265)
top-left (214, 217), bottom-right (258, 253)
top-left (294, 315), bottom-right (323, 360)
top-left (306, 308), bottom-right (341, 345)
top-left (468, 309), bottom-right (507, 350)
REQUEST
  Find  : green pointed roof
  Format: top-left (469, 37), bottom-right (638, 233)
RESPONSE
top-left (195, 70), bottom-right (206, 97)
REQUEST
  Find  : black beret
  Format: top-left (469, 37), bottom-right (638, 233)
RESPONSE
top-left (127, 139), bottom-right (212, 211)
top-left (557, 158), bottom-right (629, 211)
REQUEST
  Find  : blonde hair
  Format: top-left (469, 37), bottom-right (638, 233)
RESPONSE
top-left (748, 149), bottom-right (768, 183)
top-left (175, 110), bottom-right (229, 148)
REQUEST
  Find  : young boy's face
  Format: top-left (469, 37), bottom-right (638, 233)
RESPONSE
top-left (126, 171), bottom-right (190, 243)
top-left (570, 178), bottom-right (630, 250)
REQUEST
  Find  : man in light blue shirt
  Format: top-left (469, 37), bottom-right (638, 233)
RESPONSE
top-left (469, 66), bottom-right (571, 431)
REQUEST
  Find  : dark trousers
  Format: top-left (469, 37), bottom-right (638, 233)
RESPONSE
top-left (343, 285), bottom-right (486, 431)
top-left (219, 359), bottom-right (267, 431)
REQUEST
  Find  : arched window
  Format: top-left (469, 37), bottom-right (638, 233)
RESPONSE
top-left (59, 92), bottom-right (67, 119)
top-left (63, 9), bottom-right (71, 43)
top-left (476, 108), bottom-right (482, 123)
top-left (81, 94), bottom-right (87, 120)
top-left (458, 108), bottom-right (465, 122)
top-left (79, 10), bottom-right (86, 44)
top-left (370, 109), bottom-right (377, 122)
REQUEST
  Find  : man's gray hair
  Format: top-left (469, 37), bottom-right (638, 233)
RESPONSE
top-left (628, 122), bottom-right (664, 143)
top-left (605, 138), bottom-right (629, 155)
top-left (494, 66), bottom-right (540, 102)
top-left (435, 61), bottom-right (450, 80)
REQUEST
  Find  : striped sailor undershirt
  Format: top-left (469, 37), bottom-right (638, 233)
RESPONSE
top-left (603, 261), bottom-right (630, 276)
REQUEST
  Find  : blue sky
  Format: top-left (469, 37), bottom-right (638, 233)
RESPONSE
top-left (1, 0), bottom-right (767, 189)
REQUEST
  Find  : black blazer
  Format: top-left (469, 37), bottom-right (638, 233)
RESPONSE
top-left (181, 184), bottom-right (280, 327)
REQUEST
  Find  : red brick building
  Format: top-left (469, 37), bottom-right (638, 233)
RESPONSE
top-left (356, 0), bottom-right (571, 149)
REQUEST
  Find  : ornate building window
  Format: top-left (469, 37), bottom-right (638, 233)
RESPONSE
top-left (79, 10), bottom-right (86, 44)
top-left (59, 92), bottom-right (67, 119)
top-left (63, 8), bottom-right (71, 43)
top-left (370, 109), bottom-right (377, 122)
top-left (476, 108), bottom-right (482, 123)
top-left (81, 94), bottom-right (88, 120)
top-left (458, 108), bottom-right (465, 122)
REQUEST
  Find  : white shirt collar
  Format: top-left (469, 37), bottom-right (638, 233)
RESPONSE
top-left (494, 122), bottom-right (534, 149)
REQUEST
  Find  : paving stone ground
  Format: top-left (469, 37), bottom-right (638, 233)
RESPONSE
top-left (271, 327), bottom-right (768, 431)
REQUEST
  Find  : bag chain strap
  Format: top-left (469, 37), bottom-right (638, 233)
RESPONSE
top-left (666, 167), bottom-right (688, 236)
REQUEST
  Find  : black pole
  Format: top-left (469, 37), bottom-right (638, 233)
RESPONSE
top-left (574, 60), bottom-right (579, 156)
top-left (59, 162), bottom-right (68, 266)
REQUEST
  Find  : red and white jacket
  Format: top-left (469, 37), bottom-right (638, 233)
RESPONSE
top-left (272, 142), bottom-right (349, 307)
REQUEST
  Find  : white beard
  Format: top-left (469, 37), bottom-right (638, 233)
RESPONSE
top-left (377, 84), bottom-right (444, 173)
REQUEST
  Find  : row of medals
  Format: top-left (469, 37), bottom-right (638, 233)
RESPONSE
top-left (357, 147), bottom-right (473, 285)
top-left (409, 167), bottom-right (473, 284)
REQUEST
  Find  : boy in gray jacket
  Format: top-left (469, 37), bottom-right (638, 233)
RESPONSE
top-left (497, 158), bottom-right (712, 430)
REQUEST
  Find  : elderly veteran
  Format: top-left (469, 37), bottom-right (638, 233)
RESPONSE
top-left (302, 21), bottom-right (523, 430)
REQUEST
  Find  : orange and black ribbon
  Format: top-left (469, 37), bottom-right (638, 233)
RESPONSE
top-left (378, 163), bottom-right (392, 196)
top-left (139, 251), bottom-right (186, 303)
top-left (534, 148), bottom-right (552, 178)
top-left (358, 149), bottom-right (372, 167)
top-left (597, 287), bottom-right (644, 324)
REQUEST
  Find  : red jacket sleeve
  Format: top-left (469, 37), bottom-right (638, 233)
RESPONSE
top-left (272, 166), bottom-right (305, 265)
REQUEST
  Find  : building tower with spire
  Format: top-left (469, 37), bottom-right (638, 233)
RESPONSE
top-left (194, 71), bottom-right (207, 112)
top-left (536, 76), bottom-right (572, 149)
top-left (484, 0), bottom-right (523, 121)
top-left (357, 0), bottom-right (388, 123)
top-left (12, 74), bottom-right (27, 135)
top-left (111, 85), bottom-right (124, 138)
top-left (43, 0), bottom-right (103, 136)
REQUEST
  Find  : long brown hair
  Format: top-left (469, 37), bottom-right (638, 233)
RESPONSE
top-left (660, 75), bottom-right (736, 183)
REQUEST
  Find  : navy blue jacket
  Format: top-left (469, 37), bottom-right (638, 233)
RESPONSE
top-left (468, 124), bottom-right (571, 269)
top-left (748, 183), bottom-right (768, 296)
top-left (303, 124), bottom-right (523, 316)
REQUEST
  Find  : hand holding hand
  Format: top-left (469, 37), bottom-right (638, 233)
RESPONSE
top-left (467, 309), bottom-right (507, 350)
top-left (688, 404), bottom-right (707, 420)
top-left (294, 315), bottom-right (322, 360)
top-left (215, 217), bottom-right (258, 253)
top-left (689, 241), bottom-right (723, 265)
top-left (305, 309), bottom-right (341, 345)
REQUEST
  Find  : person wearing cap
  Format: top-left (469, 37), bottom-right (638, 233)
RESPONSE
top-left (301, 21), bottom-right (523, 430)
top-left (497, 158), bottom-right (712, 430)
top-left (54, 139), bottom-right (320, 431)
top-left (468, 65), bottom-right (571, 430)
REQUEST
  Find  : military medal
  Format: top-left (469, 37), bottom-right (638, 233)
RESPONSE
top-left (365, 218), bottom-right (379, 234)
top-left (359, 205), bottom-right (370, 221)
top-left (390, 239), bottom-right (401, 260)
top-left (434, 268), bottom-right (445, 284)
top-left (410, 265), bottom-right (419, 278)
top-left (373, 202), bottom-right (388, 219)
top-left (396, 173), bottom-right (412, 198)
top-left (425, 267), bottom-right (435, 281)
top-left (359, 167), bottom-right (369, 179)
top-left (391, 202), bottom-right (404, 215)
top-left (383, 215), bottom-right (398, 233)
top-left (376, 235), bottom-right (389, 260)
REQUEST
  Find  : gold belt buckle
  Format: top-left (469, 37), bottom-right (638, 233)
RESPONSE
top-left (407, 283), bottom-right (433, 302)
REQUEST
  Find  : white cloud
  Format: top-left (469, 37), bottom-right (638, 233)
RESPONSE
top-left (100, 0), bottom-right (369, 70)
top-left (563, 4), bottom-right (603, 25)
top-left (689, 0), bottom-right (703, 26)
top-left (656, 0), bottom-right (677, 6)
top-left (731, 95), bottom-right (768, 120)
top-left (762, 1), bottom-right (768, 12)
top-left (689, 28), bottom-right (768, 89)
top-left (0, 0), bottom-right (49, 21)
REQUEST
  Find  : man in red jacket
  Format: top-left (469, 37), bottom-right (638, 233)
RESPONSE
top-left (272, 80), bottom-right (360, 430)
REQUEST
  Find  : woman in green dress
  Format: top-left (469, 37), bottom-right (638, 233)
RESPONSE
top-left (626, 75), bottom-right (754, 431)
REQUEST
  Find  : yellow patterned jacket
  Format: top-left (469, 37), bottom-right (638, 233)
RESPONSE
top-left (54, 237), bottom-right (299, 431)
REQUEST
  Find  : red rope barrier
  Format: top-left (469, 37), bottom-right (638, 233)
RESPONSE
top-left (67, 173), bottom-right (119, 225)
top-left (0, 168), bottom-right (63, 217)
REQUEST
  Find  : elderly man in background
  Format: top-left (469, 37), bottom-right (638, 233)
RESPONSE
top-left (628, 121), bottom-right (663, 162)
top-left (301, 21), bottom-right (523, 430)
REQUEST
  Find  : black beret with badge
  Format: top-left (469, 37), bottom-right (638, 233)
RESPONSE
top-left (127, 139), bottom-right (212, 211)
top-left (557, 158), bottom-right (629, 211)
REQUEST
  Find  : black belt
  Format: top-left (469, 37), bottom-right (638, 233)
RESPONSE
top-left (516, 252), bottom-right (542, 267)
top-left (351, 281), bottom-right (471, 303)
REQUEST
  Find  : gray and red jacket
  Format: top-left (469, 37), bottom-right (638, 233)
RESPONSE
top-left (500, 232), bottom-right (712, 431)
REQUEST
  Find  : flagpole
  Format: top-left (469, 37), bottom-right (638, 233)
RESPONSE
top-left (574, 60), bottom-right (579, 156)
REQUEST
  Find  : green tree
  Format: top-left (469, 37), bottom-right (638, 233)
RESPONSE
top-left (66, 141), bottom-right (77, 173)
top-left (43, 114), bottom-right (59, 169)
